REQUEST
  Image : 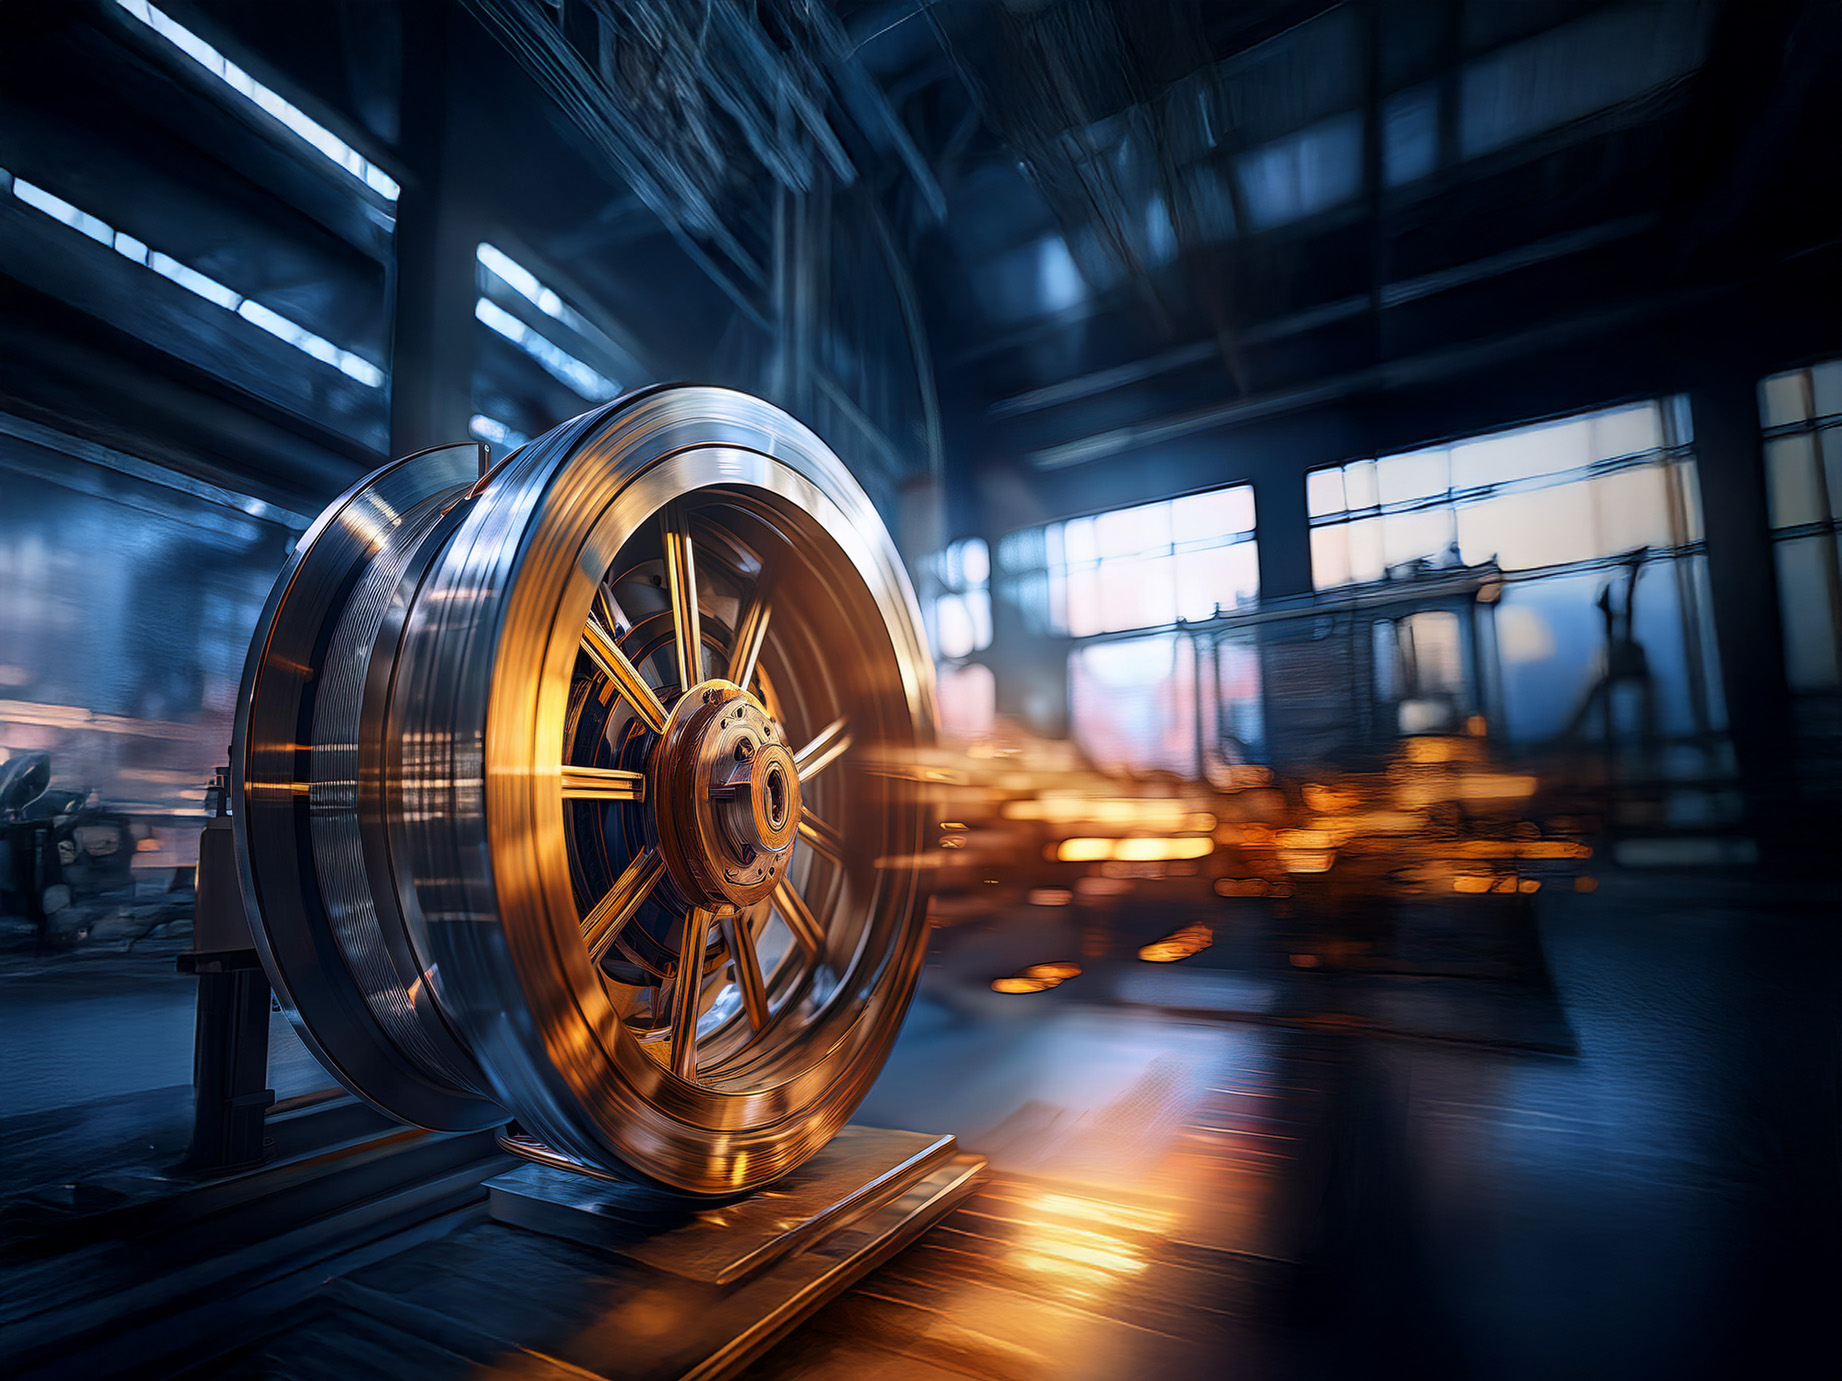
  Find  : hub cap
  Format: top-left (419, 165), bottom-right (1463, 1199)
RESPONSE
top-left (652, 683), bottom-right (803, 910)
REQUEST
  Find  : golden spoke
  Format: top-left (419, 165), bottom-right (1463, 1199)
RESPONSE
top-left (795, 716), bottom-right (851, 782)
top-left (798, 811), bottom-right (844, 862)
top-left (583, 614), bottom-right (667, 733)
top-left (772, 877), bottom-right (825, 954)
top-left (662, 506), bottom-right (702, 692)
top-left (593, 585), bottom-right (627, 636)
top-left (720, 908), bottom-right (771, 1031)
top-left (725, 591), bottom-right (772, 691)
top-left (582, 849), bottom-right (663, 963)
top-left (670, 907), bottom-right (709, 1081)
top-left (560, 766), bottom-right (645, 801)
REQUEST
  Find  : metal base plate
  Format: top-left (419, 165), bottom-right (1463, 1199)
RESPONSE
top-left (473, 1126), bottom-right (983, 1381)
top-left (487, 1125), bottom-right (965, 1284)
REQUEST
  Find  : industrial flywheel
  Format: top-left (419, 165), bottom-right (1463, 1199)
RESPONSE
top-left (233, 386), bottom-right (935, 1195)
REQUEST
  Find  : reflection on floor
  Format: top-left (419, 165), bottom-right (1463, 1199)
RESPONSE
top-left (742, 873), bottom-right (1836, 1381)
top-left (3, 872), bottom-right (1836, 1379)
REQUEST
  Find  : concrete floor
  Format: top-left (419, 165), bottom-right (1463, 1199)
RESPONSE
top-left (774, 874), bottom-right (1840, 1380)
top-left (2, 872), bottom-right (1836, 1378)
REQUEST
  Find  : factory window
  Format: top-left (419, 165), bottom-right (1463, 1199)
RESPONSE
top-left (919, 538), bottom-right (992, 662)
top-left (0, 169), bottom-right (386, 392)
top-left (1309, 401), bottom-right (1721, 744)
top-left (1071, 631), bottom-right (1265, 776)
top-left (473, 243), bottom-right (642, 446)
top-left (999, 485), bottom-right (1258, 639)
top-left (110, 0), bottom-right (399, 201)
top-left (996, 486), bottom-right (1262, 771)
top-left (1307, 402), bottom-right (1698, 588)
top-left (1758, 360), bottom-right (1842, 691)
top-left (915, 538), bottom-right (992, 737)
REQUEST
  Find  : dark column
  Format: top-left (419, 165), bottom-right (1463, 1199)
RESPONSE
top-left (1251, 465), bottom-right (1322, 770)
top-left (388, 5), bottom-right (479, 459)
top-left (1687, 373), bottom-right (1791, 795)
top-left (1253, 467), bottom-right (1314, 601)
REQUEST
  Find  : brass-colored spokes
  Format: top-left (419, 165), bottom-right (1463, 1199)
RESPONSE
top-left (670, 908), bottom-right (711, 1080)
top-left (583, 614), bottom-right (667, 733)
top-left (725, 591), bottom-right (771, 691)
top-left (566, 515), bottom-right (858, 1086)
top-left (582, 849), bottom-right (663, 963)
top-left (560, 766), bottom-right (646, 801)
top-left (798, 811), bottom-right (844, 861)
top-left (663, 508), bottom-right (702, 692)
top-left (795, 716), bottom-right (851, 782)
top-left (720, 908), bottom-right (772, 1031)
top-left (773, 876), bottom-right (826, 954)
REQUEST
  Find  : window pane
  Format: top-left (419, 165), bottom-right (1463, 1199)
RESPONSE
top-left (967, 589), bottom-right (992, 650)
top-left (936, 593), bottom-right (975, 659)
top-left (1766, 434), bottom-right (1823, 528)
top-left (1377, 447), bottom-right (1447, 504)
top-left (1592, 463), bottom-right (1674, 553)
top-left (1176, 547), bottom-right (1229, 620)
top-left (1099, 554), bottom-right (1175, 631)
top-left (1675, 461), bottom-right (1705, 543)
top-left (1774, 536), bottom-right (1841, 690)
top-left (1760, 370), bottom-right (1811, 428)
top-left (1173, 485), bottom-right (1254, 541)
top-left (1095, 502), bottom-right (1169, 559)
top-left (960, 537), bottom-right (990, 587)
top-left (1382, 506), bottom-right (1453, 570)
top-left (1063, 516), bottom-right (1097, 565)
top-left (1064, 565), bottom-right (1101, 636)
top-left (1311, 524), bottom-right (1350, 589)
top-left (938, 662), bottom-right (996, 737)
top-left (1345, 459), bottom-right (1379, 509)
top-left (1451, 417), bottom-right (1590, 489)
top-left (1591, 403), bottom-right (1662, 460)
top-left (1347, 515), bottom-right (1385, 583)
top-left (1821, 426), bottom-right (1842, 521)
top-left (1306, 467), bottom-right (1344, 518)
top-left (1458, 481), bottom-right (1595, 569)
top-left (1069, 633), bottom-right (1192, 773)
top-left (1223, 541), bottom-right (1259, 607)
top-left (1812, 360), bottom-right (1842, 421)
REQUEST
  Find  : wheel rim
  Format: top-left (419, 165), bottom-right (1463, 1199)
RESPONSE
top-left (235, 387), bottom-right (936, 1193)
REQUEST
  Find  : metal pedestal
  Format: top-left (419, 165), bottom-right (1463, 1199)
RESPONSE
top-left (483, 1126), bottom-right (984, 1380)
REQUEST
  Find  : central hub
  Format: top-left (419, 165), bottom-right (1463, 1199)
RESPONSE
top-left (651, 681), bottom-right (802, 909)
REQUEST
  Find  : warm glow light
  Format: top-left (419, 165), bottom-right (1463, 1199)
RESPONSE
top-left (1117, 835), bottom-right (1214, 861)
top-left (1031, 1191), bottom-right (1177, 1233)
top-left (1214, 877), bottom-right (1270, 897)
top-left (1137, 922), bottom-right (1212, 963)
top-left (1275, 828), bottom-right (1333, 850)
top-left (991, 977), bottom-right (1054, 994)
top-left (1278, 849), bottom-right (1337, 874)
top-left (1003, 796), bottom-right (1213, 830)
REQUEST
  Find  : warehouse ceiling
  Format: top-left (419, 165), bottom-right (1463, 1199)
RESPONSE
top-left (1, 0), bottom-right (1835, 515)
top-left (839, 0), bottom-right (1838, 477)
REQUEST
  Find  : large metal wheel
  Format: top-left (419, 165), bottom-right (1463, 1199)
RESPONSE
top-left (233, 387), bottom-right (935, 1194)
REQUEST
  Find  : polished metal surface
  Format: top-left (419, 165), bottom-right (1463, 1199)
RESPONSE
top-left (233, 387), bottom-right (937, 1193)
top-left (486, 1125), bottom-right (960, 1284)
